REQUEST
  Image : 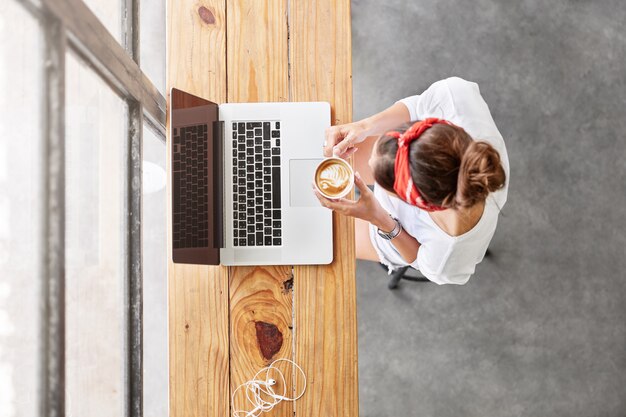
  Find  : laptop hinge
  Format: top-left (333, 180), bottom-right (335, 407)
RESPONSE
top-left (213, 120), bottom-right (224, 249)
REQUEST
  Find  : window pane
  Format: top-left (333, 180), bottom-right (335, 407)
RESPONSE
top-left (0, 2), bottom-right (42, 417)
top-left (83, 0), bottom-right (121, 42)
top-left (140, 0), bottom-right (166, 94)
top-left (65, 52), bottom-right (127, 416)
top-left (142, 124), bottom-right (167, 417)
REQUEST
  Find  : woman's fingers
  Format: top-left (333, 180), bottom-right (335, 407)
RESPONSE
top-left (335, 197), bottom-right (357, 206)
top-left (353, 171), bottom-right (372, 196)
top-left (312, 185), bottom-right (335, 208)
top-left (324, 126), bottom-right (344, 157)
top-left (312, 186), bottom-right (354, 214)
top-left (341, 147), bottom-right (359, 159)
top-left (316, 193), bottom-right (342, 210)
top-left (333, 132), bottom-right (357, 157)
top-left (325, 122), bottom-right (367, 159)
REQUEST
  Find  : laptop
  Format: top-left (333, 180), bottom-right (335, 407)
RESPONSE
top-left (170, 88), bottom-right (333, 266)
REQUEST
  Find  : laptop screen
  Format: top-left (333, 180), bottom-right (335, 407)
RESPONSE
top-left (170, 88), bottom-right (222, 265)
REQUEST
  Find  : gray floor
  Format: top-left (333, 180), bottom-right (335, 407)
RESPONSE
top-left (351, 0), bottom-right (626, 416)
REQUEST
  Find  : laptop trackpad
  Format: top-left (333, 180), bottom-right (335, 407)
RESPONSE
top-left (289, 159), bottom-right (323, 207)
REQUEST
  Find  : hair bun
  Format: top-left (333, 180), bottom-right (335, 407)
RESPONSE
top-left (456, 141), bottom-right (506, 208)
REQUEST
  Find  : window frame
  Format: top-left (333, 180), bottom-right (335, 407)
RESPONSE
top-left (14, 0), bottom-right (167, 416)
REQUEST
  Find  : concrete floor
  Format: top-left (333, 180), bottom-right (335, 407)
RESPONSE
top-left (351, 0), bottom-right (626, 416)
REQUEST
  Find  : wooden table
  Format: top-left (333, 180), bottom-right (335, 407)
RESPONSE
top-left (166, 1), bottom-right (358, 416)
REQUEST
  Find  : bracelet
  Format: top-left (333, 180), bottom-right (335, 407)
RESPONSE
top-left (376, 215), bottom-right (402, 240)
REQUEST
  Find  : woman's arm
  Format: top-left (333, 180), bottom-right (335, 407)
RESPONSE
top-left (359, 102), bottom-right (412, 137)
top-left (370, 208), bottom-right (421, 264)
top-left (324, 102), bottom-right (411, 158)
top-left (314, 172), bottom-right (421, 264)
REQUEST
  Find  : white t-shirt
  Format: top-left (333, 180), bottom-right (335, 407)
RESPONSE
top-left (370, 77), bottom-right (510, 285)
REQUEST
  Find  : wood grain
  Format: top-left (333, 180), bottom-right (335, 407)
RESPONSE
top-left (228, 266), bottom-right (294, 415)
top-left (168, 1), bottom-right (357, 416)
top-left (226, 1), bottom-right (294, 416)
top-left (167, 1), bottom-right (229, 417)
top-left (290, 0), bottom-right (360, 416)
top-left (226, 0), bottom-right (289, 103)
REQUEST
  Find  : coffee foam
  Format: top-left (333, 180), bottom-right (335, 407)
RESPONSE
top-left (317, 161), bottom-right (351, 196)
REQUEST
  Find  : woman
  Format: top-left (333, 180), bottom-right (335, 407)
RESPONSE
top-left (314, 77), bottom-right (510, 285)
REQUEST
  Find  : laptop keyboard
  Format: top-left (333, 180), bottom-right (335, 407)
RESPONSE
top-left (231, 121), bottom-right (282, 247)
top-left (172, 124), bottom-right (209, 249)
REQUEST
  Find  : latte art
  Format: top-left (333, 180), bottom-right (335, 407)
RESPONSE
top-left (315, 159), bottom-right (353, 197)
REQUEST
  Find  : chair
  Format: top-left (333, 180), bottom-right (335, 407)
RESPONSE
top-left (385, 265), bottom-right (429, 290)
top-left (386, 249), bottom-right (492, 290)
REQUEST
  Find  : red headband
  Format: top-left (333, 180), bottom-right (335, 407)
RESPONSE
top-left (385, 118), bottom-right (453, 212)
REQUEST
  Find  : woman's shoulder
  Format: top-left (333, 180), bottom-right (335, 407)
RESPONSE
top-left (413, 200), bottom-right (500, 284)
top-left (428, 200), bottom-right (486, 237)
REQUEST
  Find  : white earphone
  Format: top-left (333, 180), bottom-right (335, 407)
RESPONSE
top-left (231, 358), bottom-right (306, 417)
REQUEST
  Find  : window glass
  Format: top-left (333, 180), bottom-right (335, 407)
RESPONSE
top-left (140, 0), bottom-right (166, 94)
top-left (142, 124), bottom-right (167, 417)
top-left (83, 0), bottom-right (122, 42)
top-left (65, 52), bottom-right (126, 417)
top-left (0, 3), bottom-right (42, 417)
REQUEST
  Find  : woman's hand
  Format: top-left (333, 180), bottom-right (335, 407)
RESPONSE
top-left (315, 170), bottom-right (421, 264)
top-left (313, 172), bottom-right (392, 228)
top-left (324, 120), bottom-right (372, 159)
top-left (324, 102), bottom-right (411, 159)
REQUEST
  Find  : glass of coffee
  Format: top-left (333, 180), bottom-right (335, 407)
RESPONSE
top-left (314, 157), bottom-right (354, 199)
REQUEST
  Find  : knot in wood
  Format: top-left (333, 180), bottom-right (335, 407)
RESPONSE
top-left (255, 321), bottom-right (283, 360)
top-left (282, 277), bottom-right (294, 293)
top-left (198, 6), bottom-right (216, 25)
